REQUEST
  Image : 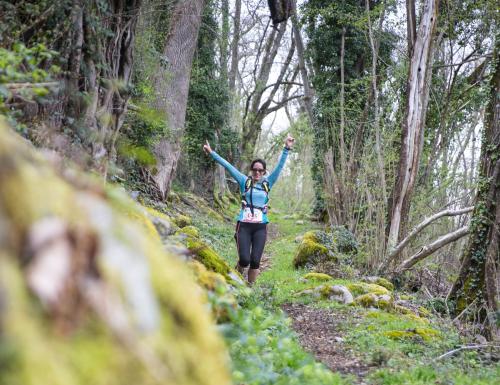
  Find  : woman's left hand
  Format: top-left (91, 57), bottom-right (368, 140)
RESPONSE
top-left (285, 134), bottom-right (295, 149)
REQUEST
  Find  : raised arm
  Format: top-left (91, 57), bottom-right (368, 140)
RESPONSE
top-left (267, 134), bottom-right (295, 187)
top-left (203, 140), bottom-right (246, 185)
top-left (267, 147), bottom-right (289, 187)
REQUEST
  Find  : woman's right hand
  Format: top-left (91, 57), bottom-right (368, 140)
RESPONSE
top-left (203, 140), bottom-right (212, 154)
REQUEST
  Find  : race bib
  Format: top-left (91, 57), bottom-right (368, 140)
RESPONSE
top-left (241, 207), bottom-right (263, 223)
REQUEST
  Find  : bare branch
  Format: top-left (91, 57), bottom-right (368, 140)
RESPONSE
top-left (386, 206), bottom-right (473, 262)
top-left (394, 225), bottom-right (470, 273)
top-left (264, 93), bottom-right (304, 115)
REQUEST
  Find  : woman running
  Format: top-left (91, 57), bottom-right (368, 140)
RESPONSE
top-left (203, 134), bottom-right (295, 284)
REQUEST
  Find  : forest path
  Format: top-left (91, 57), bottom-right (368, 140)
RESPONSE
top-left (259, 219), bottom-right (371, 383)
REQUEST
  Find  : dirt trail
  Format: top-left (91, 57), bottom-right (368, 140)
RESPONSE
top-left (263, 222), bottom-right (372, 383)
top-left (281, 303), bottom-right (373, 382)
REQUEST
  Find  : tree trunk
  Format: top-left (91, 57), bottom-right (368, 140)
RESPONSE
top-left (228, 0), bottom-right (241, 93)
top-left (292, 13), bottom-right (314, 126)
top-left (152, 0), bottom-right (206, 199)
top-left (448, 38), bottom-right (500, 339)
top-left (385, 0), bottom-right (440, 256)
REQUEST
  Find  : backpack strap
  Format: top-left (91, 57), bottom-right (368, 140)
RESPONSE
top-left (242, 177), bottom-right (271, 215)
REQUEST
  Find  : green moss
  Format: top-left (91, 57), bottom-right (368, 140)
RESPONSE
top-left (418, 306), bottom-right (432, 317)
top-left (303, 272), bottom-right (333, 281)
top-left (303, 230), bottom-right (320, 242)
top-left (0, 122), bottom-right (232, 385)
top-left (377, 297), bottom-right (393, 311)
top-left (319, 285), bottom-right (333, 298)
top-left (394, 304), bottom-right (414, 315)
top-left (293, 239), bottom-right (330, 268)
top-left (188, 261), bottom-right (227, 291)
top-left (185, 236), bottom-right (236, 283)
top-left (176, 225), bottom-right (200, 238)
top-left (174, 214), bottom-right (192, 228)
top-left (374, 278), bottom-right (394, 291)
top-left (354, 293), bottom-right (378, 307)
top-left (383, 328), bottom-right (440, 342)
top-left (347, 282), bottom-right (389, 296)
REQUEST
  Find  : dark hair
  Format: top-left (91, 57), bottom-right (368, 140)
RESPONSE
top-left (250, 158), bottom-right (267, 171)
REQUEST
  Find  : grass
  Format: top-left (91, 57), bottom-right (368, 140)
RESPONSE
top-left (187, 197), bottom-right (500, 385)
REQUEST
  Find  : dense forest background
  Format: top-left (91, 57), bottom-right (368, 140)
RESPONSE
top-left (0, 0), bottom-right (499, 383)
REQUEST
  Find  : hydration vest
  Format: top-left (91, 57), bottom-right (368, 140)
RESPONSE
top-left (242, 177), bottom-right (270, 215)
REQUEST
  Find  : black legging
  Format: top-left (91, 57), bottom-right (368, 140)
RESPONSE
top-left (235, 221), bottom-right (268, 269)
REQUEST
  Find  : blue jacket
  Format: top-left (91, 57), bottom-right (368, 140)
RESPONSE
top-left (210, 148), bottom-right (289, 223)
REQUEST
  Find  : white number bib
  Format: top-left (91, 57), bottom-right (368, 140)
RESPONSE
top-left (241, 207), bottom-right (263, 223)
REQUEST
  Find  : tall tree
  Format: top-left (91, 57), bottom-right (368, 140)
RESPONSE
top-left (0, 0), bottom-right (143, 170)
top-left (448, 37), bottom-right (500, 339)
top-left (152, 0), bottom-right (206, 199)
top-left (385, 0), bottom-right (440, 255)
top-left (177, 0), bottom-right (232, 197)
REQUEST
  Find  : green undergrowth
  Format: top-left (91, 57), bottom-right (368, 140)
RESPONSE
top-left (173, 196), bottom-right (344, 384)
top-left (181, 196), bottom-right (499, 384)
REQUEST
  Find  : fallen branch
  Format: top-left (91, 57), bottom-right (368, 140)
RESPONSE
top-left (436, 344), bottom-right (500, 360)
top-left (387, 206), bottom-right (473, 262)
top-left (394, 225), bottom-right (469, 273)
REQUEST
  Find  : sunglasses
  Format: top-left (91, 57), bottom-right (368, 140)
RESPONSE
top-left (251, 168), bottom-right (265, 173)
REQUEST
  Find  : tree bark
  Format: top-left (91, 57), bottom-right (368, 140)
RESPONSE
top-left (385, 0), bottom-right (440, 255)
top-left (291, 13), bottom-right (314, 126)
top-left (448, 38), bottom-right (500, 339)
top-left (228, 0), bottom-right (241, 93)
top-left (152, 0), bottom-right (207, 199)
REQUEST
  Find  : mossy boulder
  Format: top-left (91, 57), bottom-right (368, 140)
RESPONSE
top-left (174, 214), bottom-right (192, 228)
top-left (364, 276), bottom-right (394, 291)
top-left (353, 293), bottom-right (393, 310)
top-left (176, 225), bottom-right (200, 238)
top-left (354, 293), bottom-right (379, 307)
top-left (293, 231), bottom-right (333, 268)
top-left (297, 284), bottom-right (353, 304)
top-left (0, 121), bottom-right (231, 385)
top-left (184, 236), bottom-right (243, 286)
top-left (347, 282), bottom-right (390, 296)
top-left (187, 261), bottom-right (237, 323)
top-left (383, 328), bottom-right (440, 342)
top-left (188, 260), bottom-right (227, 291)
top-left (293, 229), bottom-right (359, 269)
top-left (143, 205), bottom-right (179, 238)
top-left (303, 272), bottom-right (333, 282)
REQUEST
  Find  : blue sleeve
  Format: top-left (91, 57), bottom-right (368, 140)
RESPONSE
top-left (267, 147), bottom-right (289, 188)
top-left (210, 151), bottom-right (247, 189)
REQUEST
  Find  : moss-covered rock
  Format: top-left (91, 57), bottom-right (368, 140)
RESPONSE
top-left (187, 261), bottom-right (237, 323)
top-left (293, 232), bottom-right (332, 268)
top-left (303, 272), bottom-right (333, 282)
top-left (188, 260), bottom-right (227, 291)
top-left (293, 229), bottom-right (359, 269)
top-left (383, 328), bottom-right (440, 342)
top-left (184, 236), bottom-right (243, 286)
top-left (364, 277), bottom-right (394, 291)
top-left (0, 121), bottom-right (231, 385)
top-left (176, 225), bottom-right (200, 238)
top-left (143, 205), bottom-right (178, 238)
top-left (347, 282), bottom-right (389, 296)
top-left (174, 214), bottom-right (192, 228)
top-left (296, 284), bottom-right (354, 304)
top-left (354, 293), bottom-right (378, 307)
